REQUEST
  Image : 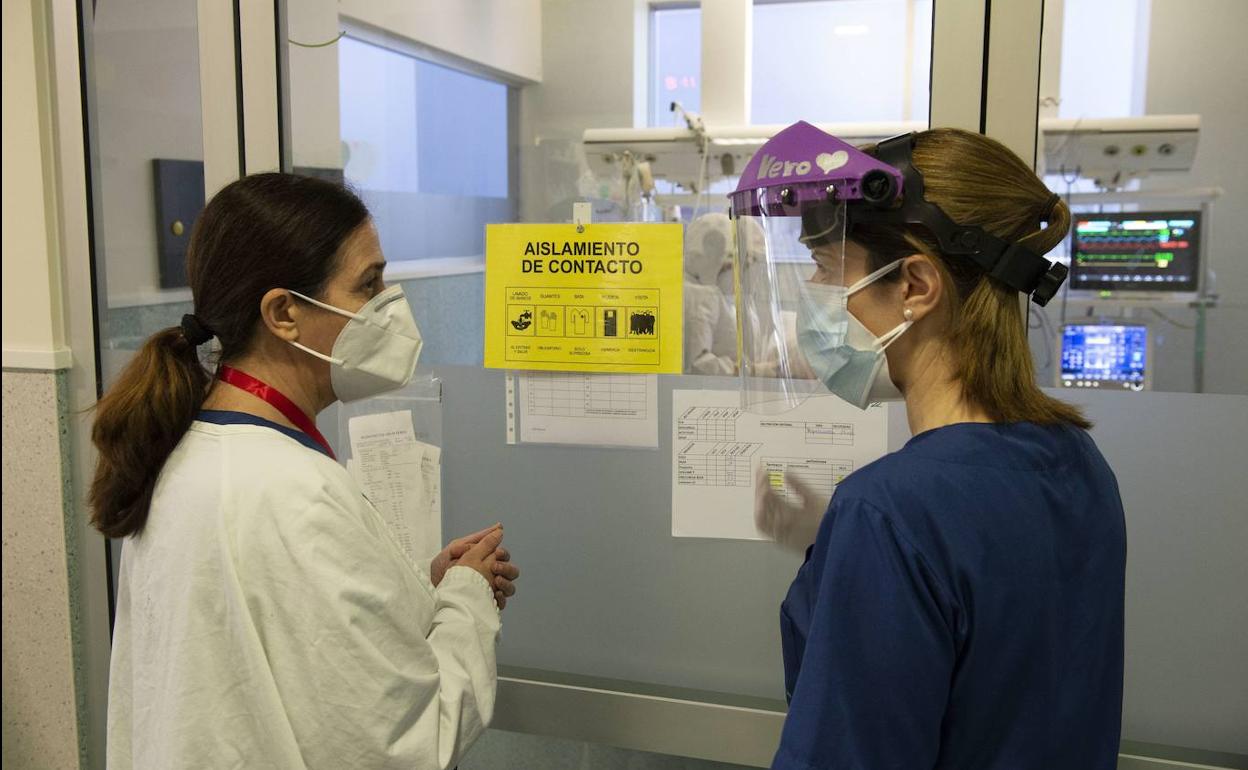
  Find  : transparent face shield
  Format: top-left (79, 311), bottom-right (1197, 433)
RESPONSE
top-left (734, 188), bottom-right (849, 413)
top-left (728, 121), bottom-right (1069, 413)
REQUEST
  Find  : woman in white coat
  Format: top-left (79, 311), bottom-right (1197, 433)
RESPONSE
top-left (91, 173), bottom-right (519, 769)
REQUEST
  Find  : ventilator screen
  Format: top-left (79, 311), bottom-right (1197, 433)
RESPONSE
top-left (1060, 324), bottom-right (1148, 391)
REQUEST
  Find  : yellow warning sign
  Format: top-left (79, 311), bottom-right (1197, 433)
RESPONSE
top-left (484, 223), bottom-right (683, 373)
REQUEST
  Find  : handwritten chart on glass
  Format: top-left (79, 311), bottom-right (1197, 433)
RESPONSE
top-left (671, 391), bottom-right (888, 540)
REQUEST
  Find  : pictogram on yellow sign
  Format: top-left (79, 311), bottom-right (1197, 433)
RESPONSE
top-left (484, 223), bottom-right (684, 373)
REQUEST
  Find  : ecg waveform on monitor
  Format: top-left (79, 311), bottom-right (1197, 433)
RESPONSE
top-left (1075, 254), bottom-right (1177, 270)
top-left (1075, 221), bottom-right (1190, 265)
top-left (1069, 214), bottom-right (1199, 291)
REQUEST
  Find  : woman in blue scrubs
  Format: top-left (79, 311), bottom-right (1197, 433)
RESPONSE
top-left (739, 125), bottom-right (1127, 769)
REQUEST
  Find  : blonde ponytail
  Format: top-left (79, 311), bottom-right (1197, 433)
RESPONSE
top-left (854, 129), bottom-right (1090, 429)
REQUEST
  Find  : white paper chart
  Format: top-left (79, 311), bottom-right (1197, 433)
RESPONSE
top-left (761, 457), bottom-right (853, 504)
top-left (347, 410), bottom-right (443, 563)
top-left (672, 390), bottom-right (889, 540)
top-left (517, 372), bottom-right (658, 448)
top-left (677, 406), bottom-right (740, 441)
top-left (676, 441), bottom-right (760, 488)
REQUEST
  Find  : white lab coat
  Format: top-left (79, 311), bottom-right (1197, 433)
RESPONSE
top-left (107, 419), bottom-right (500, 769)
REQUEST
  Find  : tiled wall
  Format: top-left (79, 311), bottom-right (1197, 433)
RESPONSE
top-left (1, 369), bottom-right (85, 769)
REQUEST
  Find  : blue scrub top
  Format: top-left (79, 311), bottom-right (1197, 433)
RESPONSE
top-left (776, 421), bottom-right (1126, 770)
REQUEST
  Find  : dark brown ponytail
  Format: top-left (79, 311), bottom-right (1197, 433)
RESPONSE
top-left (89, 328), bottom-right (211, 537)
top-left (89, 173), bottom-right (369, 537)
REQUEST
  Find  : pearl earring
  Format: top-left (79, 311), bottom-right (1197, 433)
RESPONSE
top-left (904, 307), bottom-right (914, 321)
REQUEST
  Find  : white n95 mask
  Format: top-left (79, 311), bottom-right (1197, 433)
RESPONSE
top-left (287, 285), bottom-right (424, 403)
top-left (795, 260), bottom-right (912, 410)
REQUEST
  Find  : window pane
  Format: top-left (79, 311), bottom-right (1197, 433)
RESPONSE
top-left (335, 36), bottom-right (513, 264)
top-left (650, 8), bottom-right (702, 126)
top-left (1058, 0), bottom-right (1149, 119)
top-left (415, 60), bottom-right (509, 199)
top-left (339, 37), bottom-right (420, 192)
top-left (339, 39), bottom-right (510, 199)
top-left (290, 16), bottom-right (517, 364)
top-left (752, 0), bottom-right (931, 125)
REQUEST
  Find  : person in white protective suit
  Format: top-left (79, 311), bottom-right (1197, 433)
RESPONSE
top-left (683, 213), bottom-right (739, 375)
top-left (90, 173), bottom-right (520, 770)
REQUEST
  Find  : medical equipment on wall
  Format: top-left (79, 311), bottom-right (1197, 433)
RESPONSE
top-left (1046, 187), bottom-right (1221, 393)
top-left (1040, 115), bottom-right (1200, 190)
top-left (1058, 323), bottom-right (1151, 392)
top-left (584, 115), bottom-right (1200, 196)
top-left (585, 121), bottom-right (921, 197)
top-left (613, 151), bottom-right (661, 222)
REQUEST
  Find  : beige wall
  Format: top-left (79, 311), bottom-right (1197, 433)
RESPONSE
top-left (3, 0), bottom-right (70, 368)
top-left (2, 1), bottom-right (85, 767)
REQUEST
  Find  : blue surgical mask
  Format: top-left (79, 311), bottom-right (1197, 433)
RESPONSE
top-left (795, 260), bottom-right (912, 409)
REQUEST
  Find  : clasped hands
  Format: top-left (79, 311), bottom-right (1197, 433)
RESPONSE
top-left (430, 524), bottom-right (520, 609)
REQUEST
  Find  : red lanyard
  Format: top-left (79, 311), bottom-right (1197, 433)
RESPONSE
top-left (217, 365), bottom-right (336, 460)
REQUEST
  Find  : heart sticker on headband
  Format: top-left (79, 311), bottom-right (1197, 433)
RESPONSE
top-left (815, 151), bottom-right (849, 173)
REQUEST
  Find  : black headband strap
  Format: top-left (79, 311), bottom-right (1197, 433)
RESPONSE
top-left (851, 132), bottom-right (1068, 307)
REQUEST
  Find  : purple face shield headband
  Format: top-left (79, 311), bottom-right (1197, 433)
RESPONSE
top-left (728, 122), bottom-right (1068, 306)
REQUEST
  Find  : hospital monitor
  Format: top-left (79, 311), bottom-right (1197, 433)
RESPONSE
top-left (1059, 324), bottom-right (1149, 392)
top-left (1068, 211), bottom-right (1202, 299)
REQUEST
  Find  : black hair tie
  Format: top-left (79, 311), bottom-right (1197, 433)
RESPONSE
top-left (180, 314), bottom-right (214, 346)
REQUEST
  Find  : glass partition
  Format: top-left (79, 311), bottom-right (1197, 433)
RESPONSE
top-left (338, 36), bottom-right (512, 263)
top-left (1033, 0), bottom-right (1246, 398)
top-left (288, 0), bottom-right (930, 706)
top-left (81, 0), bottom-right (209, 588)
top-left (1031, 0), bottom-right (1248, 758)
top-left (321, 0), bottom-right (933, 702)
top-left (84, 0), bottom-right (205, 383)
